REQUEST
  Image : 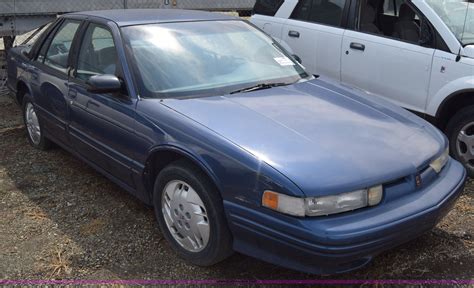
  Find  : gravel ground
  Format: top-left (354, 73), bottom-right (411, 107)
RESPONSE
top-left (0, 93), bottom-right (473, 284)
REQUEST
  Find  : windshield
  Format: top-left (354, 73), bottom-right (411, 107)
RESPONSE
top-left (426, 0), bottom-right (474, 46)
top-left (122, 20), bottom-right (309, 98)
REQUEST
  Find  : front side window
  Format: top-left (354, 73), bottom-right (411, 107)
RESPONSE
top-left (122, 20), bottom-right (309, 99)
top-left (76, 24), bottom-right (117, 81)
top-left (44, 20), bottom-right (80, 73)
top-left (291, 0), bottom-right (347, 27)
top-left (383, 0), bottom-right (404, 16)
top-left (358, 1), bottom-right (433, 46)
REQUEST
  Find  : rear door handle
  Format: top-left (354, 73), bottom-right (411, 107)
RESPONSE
top-left (288, 30), bottom-right (300, 38)
top-left (87, 100), bottom-right (100, 109)
top-left (69, 90), bottom-right (77, 99)
top-left (350, 42), bottom-right (365, 51)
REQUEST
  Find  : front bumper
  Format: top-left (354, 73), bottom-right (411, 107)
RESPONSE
top-left (224, 160), bottom-right (466, 274)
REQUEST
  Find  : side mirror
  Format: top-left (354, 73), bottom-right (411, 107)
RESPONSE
top-left (22, 50), bottom-right (30, 58)
top-left (462, 45), bottom-right (474, 59)
top-left (292, 54), bottom-right (302, 64)
top-left (86, 74), bottom-right (122, 94)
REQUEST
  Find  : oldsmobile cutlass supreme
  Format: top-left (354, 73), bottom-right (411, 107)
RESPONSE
top-left (7, 10), bottom-right (467, 274)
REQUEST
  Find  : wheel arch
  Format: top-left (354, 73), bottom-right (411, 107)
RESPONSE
top-left (16, 79), bottom-right (31, 105)
top-left (143, 145), bottom-right (223, 202)
top-left (436, 89), bottom-right (474, 130)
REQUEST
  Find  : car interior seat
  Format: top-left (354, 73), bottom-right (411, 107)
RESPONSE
top-left (392, 3), bottom-right (420, 42)
top-left (360, 3), bottom-right (382, 34)
top-left (97, 46), bottom-right (118, 75)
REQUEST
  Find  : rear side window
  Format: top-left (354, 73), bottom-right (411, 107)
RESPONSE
top-left (291, 0), bottom-right (312, 20)
top-left (253, 0), bottom-right (285, 16)
top-left (291, 0), bottom-right (347, 27)
top-left (43, 20), bottom-right (81, 73)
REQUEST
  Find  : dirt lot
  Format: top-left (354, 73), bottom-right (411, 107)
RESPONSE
top-left (0, 93), bottom-right (473, 283)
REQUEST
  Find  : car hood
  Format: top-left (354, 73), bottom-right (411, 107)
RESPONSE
top-left (161, 79), bottom-right (446, 196)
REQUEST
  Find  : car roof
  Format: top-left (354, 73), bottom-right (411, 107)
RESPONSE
top-left (66, 9), bottom-right (238, 27)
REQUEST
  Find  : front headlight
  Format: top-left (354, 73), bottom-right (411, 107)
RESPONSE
top-left (262, 185), bottom-right (383, 217)
top-left (430, 148), bottom-right (450, 173)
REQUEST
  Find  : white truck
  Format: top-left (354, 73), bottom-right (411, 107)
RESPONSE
top-left (251, 0), bottom-right (474, 176)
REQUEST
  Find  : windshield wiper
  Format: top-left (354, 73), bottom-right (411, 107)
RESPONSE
top-left (229, 82), bottom-right (293, 95)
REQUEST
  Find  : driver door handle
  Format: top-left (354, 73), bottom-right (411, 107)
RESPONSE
top-left (350, 42), bottom-right (365, 51)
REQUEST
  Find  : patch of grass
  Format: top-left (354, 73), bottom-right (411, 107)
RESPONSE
top-left (24, 208), bottom-right (48, 221)
top-left (48, 248), bottom-right (71, 277)
top-left (80, 218), bottom-right (106, 236)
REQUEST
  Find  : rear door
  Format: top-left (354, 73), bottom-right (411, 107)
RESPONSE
top-left (68, 21), bottom-right (137, 189)
top-left (30, 19), bottom-right (82, 148)
top-left (250, 0), bottom-right (288, 42)
top-left (341, 0), bottom-right (435, 112)
top-left (281, 0), bottom-right (349, 79)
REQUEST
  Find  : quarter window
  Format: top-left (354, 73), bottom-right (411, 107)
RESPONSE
top-left (291, 0), bottom-right (347, 27)
top-left (43, 20), bottom-right (80, 73)
top-left (76, 24), bottom-right (117, 81)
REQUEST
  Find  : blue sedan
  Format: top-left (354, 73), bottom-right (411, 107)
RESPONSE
top-left (7, 9), bottom-right (466, 274)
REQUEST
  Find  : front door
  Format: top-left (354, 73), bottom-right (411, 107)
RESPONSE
top-left (68, 22), bottom-right (137, 189)
top-left (341, 0), bottom-right (435, 112)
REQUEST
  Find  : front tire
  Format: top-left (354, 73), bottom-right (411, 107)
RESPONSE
top-left (153, 159), bottom-right (233, 266)
top-left (446, 106), bottom-right (474, 177)
top-left (22, 95), bottom-right (51, 150)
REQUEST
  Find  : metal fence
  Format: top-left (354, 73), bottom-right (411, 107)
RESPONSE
top-left (1, 0), bottom-right (255, 36)
top-left (0, 0), bottom-right (255, 14)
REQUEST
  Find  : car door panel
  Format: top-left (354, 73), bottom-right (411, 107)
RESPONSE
top-left (341, 30), bottom-right (434, 112)
top-left (284, 22), bottom-right (345, 80)
top-left (281, 0), bottom-right (348, 80)
top-left (67, 22), bottom-right (137, 189)
top-left (68, 83), bottom-right (137, 188)
top-left (31, 19), bottom-right (81, 147)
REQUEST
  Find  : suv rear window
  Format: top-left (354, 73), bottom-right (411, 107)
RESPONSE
top-left (253, 0), bottom-right (285, 16)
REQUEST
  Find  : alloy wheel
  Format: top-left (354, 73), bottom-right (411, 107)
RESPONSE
top-left (25, 102), bottom-right (41, 145)
top-left (456, 122), bottom-right (474, 171)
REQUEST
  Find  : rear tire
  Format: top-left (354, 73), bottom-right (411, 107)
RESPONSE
top-left (22, 95), bottom-right (51, 151)
top-left (446, 106), bottom-right (474, 177)
top-left (153, 159), bottom-right (233, 266)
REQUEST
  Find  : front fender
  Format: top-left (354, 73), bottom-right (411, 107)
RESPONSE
top-left (146, 143), bottom-right (224, 194)
top-left (427, 75), bottom-right (474, 117)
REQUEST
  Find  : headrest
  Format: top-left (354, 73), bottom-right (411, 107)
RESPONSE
top-left (399, 3), bottom-right (415, 21)
top-left (361, 5), bottom-right (376, 24)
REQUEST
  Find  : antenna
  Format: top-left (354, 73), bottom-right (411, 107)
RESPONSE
top-left (460, 1), bottom-right (470, 46)
top-left (456, 1), bottom-right (471, 62)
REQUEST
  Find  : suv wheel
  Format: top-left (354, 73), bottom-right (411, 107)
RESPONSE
top-left (446, 106), bottom-right (474, 177)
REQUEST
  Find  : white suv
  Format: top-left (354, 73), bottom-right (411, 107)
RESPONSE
top-left (251, 0), bottom-right (474, 176)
